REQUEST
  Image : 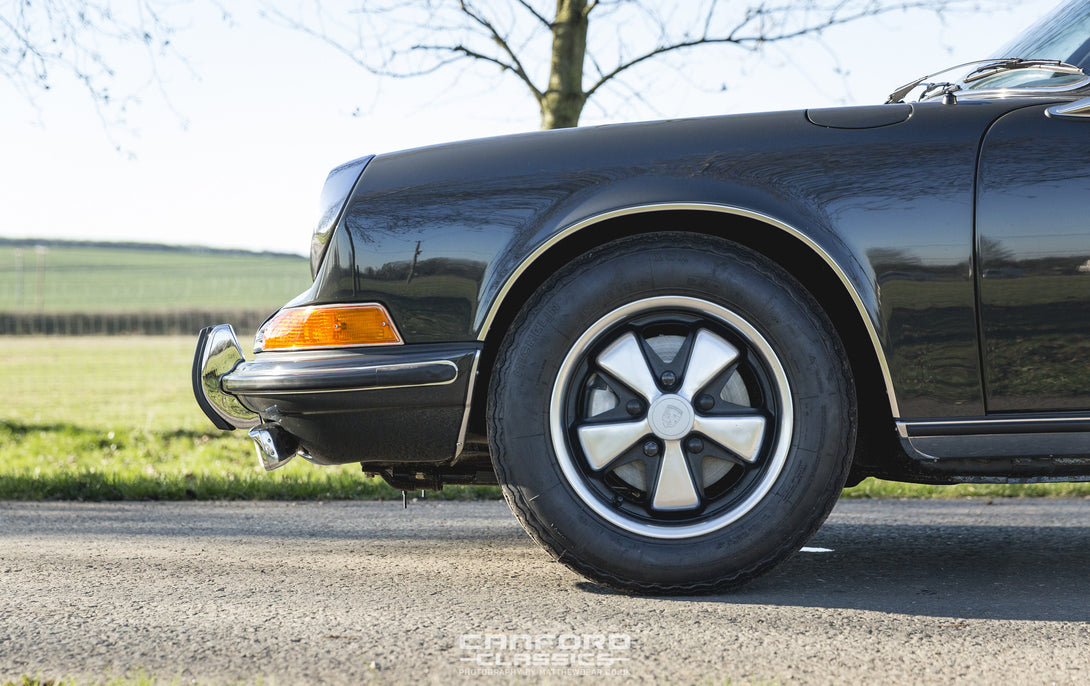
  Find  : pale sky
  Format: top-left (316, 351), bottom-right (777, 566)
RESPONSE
top-left (0, 0), bottom-right (1059, 256)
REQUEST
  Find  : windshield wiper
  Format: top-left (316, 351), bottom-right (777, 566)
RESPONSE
top-left (885, 58), bottom-right (1085, 104)
top-left (962, 58), bottom-right (1083, 82)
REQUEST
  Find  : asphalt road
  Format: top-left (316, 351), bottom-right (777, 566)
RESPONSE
top-left (1, 498), bottom-right (1088, 685)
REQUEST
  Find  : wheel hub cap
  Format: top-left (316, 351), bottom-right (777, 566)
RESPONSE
top-left (647, 394), bottom-right (694, 440)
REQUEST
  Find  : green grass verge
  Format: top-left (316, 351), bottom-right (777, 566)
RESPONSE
top-left (1, 335), bottom-right (1087, 501)
top-left (0, 420), bottom-right (499, 501)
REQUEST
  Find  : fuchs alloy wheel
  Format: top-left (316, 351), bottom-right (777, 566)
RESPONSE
top-left (488, 233), bottom-right (856, 593)
top-left (552, 295), bottom-right (792, 538)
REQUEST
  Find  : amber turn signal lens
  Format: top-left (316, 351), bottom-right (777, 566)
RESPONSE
top-left (257, 304), bottom-right (402, 351)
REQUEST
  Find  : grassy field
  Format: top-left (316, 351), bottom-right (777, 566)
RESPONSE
top-left (0, 242), bottom-right (311, 312)
top-left (1, 334), bottom-right (1087, 500)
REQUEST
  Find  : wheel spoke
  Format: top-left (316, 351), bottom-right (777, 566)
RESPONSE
top-left (651, 440), bottom-right (701, 511)
top-left (577, 419), bottom-right (651, 470)
top-left (692, 414), bottom-right (767, 463)
top-left (597, 332), bottom-right (661, 402)
top-left (679, 329), bottom-right (740, 401)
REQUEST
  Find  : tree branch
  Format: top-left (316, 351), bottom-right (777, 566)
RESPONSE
top-left (587, 0), bottom-right (963, 99)
top-left (587, 37), bottom-right (729, 99)
top-left (1, 0), bottom-right (196, 150)
top-left (455, 1), bottom-right (544, 101)
top-left (413, 41), bottom-right (545, 104)
top-left (512, 0), bottom-right (552, 28)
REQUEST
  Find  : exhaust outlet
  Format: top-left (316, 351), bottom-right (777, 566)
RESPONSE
top-left (249, 424), bottom-right (300, 471)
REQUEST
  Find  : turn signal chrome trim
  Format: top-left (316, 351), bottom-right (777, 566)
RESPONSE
top-left (255, 304), bottom-right (402, 352)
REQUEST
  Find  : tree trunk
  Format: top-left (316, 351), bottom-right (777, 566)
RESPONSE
top-left (541, 0), bottom-right (590, 129)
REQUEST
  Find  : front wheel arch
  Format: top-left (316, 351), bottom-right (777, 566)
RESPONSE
top-left (469, 208), bottom-right (894, 472)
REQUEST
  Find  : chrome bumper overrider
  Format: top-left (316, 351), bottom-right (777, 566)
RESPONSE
top-left (192, 325), bottom-right (290, 470)
top-left (192, 325), bottom-right (260, 432)
top-left (193, 324), bottom-right (466, 472)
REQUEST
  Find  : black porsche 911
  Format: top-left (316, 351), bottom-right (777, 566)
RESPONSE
top-left (195, 0), bottom-right (1090, 592)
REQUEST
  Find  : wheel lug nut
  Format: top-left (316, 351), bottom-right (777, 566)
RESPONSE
top-left (625, 399), bottom-right (642, 416)
top-left (685, 437), bottom-right (704, 454)
top-left (643, 441), bottom-right (660, 457)
top-left (697, 394), bottom-right (715, 411)
top-left (660, 370), bottom-right (677, 387)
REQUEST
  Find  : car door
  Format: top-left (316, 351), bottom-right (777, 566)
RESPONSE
top-left (976, 100), bottom-right (1090, 412)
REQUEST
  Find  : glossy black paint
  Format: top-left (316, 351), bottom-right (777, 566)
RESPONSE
top-left (977, 103), bottom-right (1090, 412)
top-left (316, 98), bottom-right (1066, 420)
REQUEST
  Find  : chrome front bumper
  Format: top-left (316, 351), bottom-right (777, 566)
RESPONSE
top-left (192, 324), bottom-right (477, 472)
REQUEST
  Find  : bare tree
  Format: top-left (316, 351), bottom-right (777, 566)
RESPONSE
top-left (265, 0), bottom-right (976, 130)
top-left (1, 1), bottom-right (215, 137)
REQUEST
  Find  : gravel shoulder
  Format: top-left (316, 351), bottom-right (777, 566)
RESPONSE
top-left (1, 498), bottom-right (1088, 684)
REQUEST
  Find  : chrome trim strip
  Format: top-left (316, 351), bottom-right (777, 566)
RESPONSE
top-left (229, 360), bottom-right (450, 379)
top-left (453, 350), bottom-right (482, 459)
top-left (1046, 97), bottom-right (1090, 119)
top-left (224, 359), bottom-right (459, 396)
top-left (897, 415), bottom-right (1090, 438)
top-left (904, 433), bottom-right (1090, 461)
top-left (948, 75), bottom-right (1090, 100)
top-left (476, 202), bottom-right (901, 418)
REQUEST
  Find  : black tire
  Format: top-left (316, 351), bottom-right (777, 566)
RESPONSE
top-left (487, 232), bottom-right (856, 593)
